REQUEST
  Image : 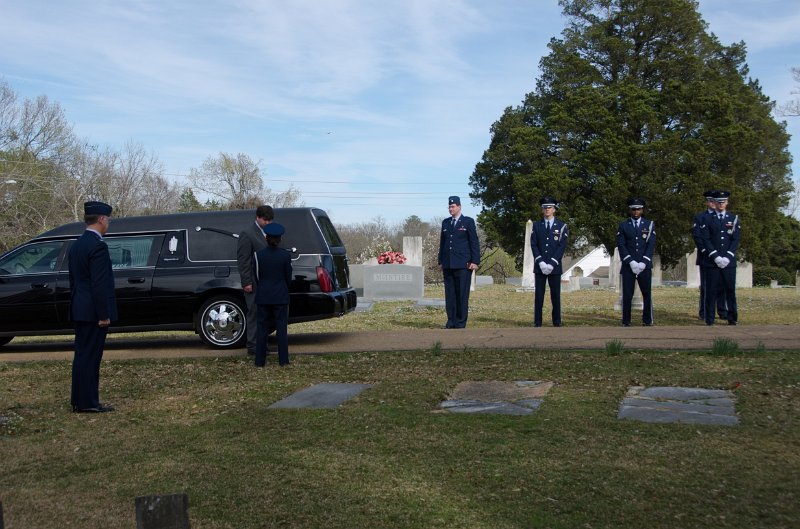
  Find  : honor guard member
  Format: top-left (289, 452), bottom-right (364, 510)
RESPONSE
top-left (253, 222), bottom-right (292, 366)
top-left (698, 190), bottom-right (740, 325)
top-left (438, 195), bottom-right (480, 329)
top-left (691, 190), bottom-right (728, 321)
top-left (616, 197), bottom-right (656, 326)
top-left (69, 201), bottom-right (117, 413)
top-left (530, 196), bottom-right (568, 327)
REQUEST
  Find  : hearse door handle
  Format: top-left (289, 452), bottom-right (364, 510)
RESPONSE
top-left (128, 277), bottom-right (146, 284)
top-left (30, 283), bottom-right (49, 289)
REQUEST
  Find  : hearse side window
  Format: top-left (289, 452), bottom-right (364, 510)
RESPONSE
top-left (316, 216), bottom-right (344, 248)
top-left (0, 241), bottom-right (65, 275)
top-left (187, 228), bottom-right (238, 261)
top-left (106, 235), bottom-right (163, 269)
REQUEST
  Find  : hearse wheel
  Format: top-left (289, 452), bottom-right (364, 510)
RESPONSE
top-left (198, 295), bottom-right (247, 349)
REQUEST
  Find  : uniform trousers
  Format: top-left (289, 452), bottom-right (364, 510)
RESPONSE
top-left (621, 268), bottom-right (653, 326)
top-left (704, 267), bottom-right (737, 325)
top-left (72, 322), bottom-right (108, 409)
top-left (534, 272), bottom-right (561, 326)
top-left (698, 267), bottom-right (728, 319)
top-left (443, 267), bottom-right (472, 328)
top-left (255, 304), bottom-right (289, 366)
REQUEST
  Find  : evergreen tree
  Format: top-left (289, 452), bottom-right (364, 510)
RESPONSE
top-left (470, 0), bottom-right (793, 266)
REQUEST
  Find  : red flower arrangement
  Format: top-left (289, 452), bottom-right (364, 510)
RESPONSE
top-left (377, 251), bottom-right (407, 264)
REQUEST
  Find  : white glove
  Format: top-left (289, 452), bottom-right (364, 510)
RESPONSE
top-left (720, 257), bottom-right (730, 268)
top-left (636, 262), bottom-right (646, 274)
top-left (544, 264), bottom-right (554, 275)
top-left (629, 261), bottom-right (640, 273)
top-left (715, 256), bottom-right (725, 268)
top-left (538, 261), bottom-right (548, 273)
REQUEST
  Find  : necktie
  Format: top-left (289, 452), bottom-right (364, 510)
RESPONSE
top-left (451, 217), bottom-right (456, 227)
top-left (547, 221), bottom-right (551, 232)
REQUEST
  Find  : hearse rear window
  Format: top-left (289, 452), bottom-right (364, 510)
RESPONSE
top-left (316, 216), bottom-right (344, 248)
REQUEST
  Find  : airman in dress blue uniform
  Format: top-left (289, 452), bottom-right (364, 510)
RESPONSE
top-left (692, 190), bottom-right (727, 321)
top-left (254, 222), bottom-right (292, 366)
top-left (616, 197), bottom-right (656, 326)
top-left (438, 196), bottom-right (480, 329)
top-left (69, 201), bottom-right (117, 413)
top-left (698, 190), bottom-right (740, 325)
top-left (530, 196), bottom-right (568, 327)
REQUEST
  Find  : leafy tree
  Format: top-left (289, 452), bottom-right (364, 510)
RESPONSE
top-left (470, 0), bottom-right (794, 267)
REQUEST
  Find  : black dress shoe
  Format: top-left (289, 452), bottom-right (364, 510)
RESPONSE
top-left (74, 404), bottom-right (114, 413)
top-left (728, 321), bottom-right (737, 326)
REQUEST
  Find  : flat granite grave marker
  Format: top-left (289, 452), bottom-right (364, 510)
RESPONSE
top-left (135, 493), bottom-right (190, 529)
top-left (438, 380), bottom-right (553, 415)
top-left (269, 383), bottom-right (372, 409)
top-left (618, 386), bottom-right (738, 426)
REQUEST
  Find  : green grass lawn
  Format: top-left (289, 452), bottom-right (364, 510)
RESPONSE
top-left (2, 345), bottom-right (798, 528)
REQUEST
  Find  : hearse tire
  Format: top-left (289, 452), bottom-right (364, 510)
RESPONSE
top-left (198, 295), bottom-right (247, 349)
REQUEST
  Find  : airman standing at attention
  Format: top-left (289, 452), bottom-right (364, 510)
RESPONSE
top-left (698, 190), bottom-right (740, 325)
top-left (530, 196), bottom-right (568, 327)
top-left (438, 196), bottom-right (480, 329)
top-left (616, 197), bottom-right (656, 327)
top-left (692, 190), bottom-right (727, 321)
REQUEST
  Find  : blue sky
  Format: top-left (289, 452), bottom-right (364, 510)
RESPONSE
top-left (1, 0), bottom-right (798, 226)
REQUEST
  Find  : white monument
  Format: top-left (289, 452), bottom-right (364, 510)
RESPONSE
top-left (519, 220), bottom-right (535, 291)
top-left (402, 236), bottom-right (423, 267)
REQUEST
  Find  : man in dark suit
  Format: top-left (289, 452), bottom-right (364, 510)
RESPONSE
top-left (254, 223), bottom-right (292, 367)
top-left (692, 190), bottom-right (728, 321)
top-left (69, 201), bottom-right (117, 413)
top-left (530, 196), bottom-right (569, 327)
top-left (616, 197), bottom-right (656, 327)
top-left (698, 190), bottom-right (740, 325)
top-left (237, 205), bottom-right (273, 355)
top-left (438, 196), bottom-right (480, 329)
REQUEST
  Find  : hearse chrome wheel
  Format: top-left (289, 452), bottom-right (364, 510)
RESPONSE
top-left (198, 295), bottom-right (246, 348)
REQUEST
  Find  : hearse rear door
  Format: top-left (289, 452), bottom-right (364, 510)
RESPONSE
top-left (103, 234), bottom-right (163, 325)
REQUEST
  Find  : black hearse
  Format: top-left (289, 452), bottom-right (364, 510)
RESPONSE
top-left (0, 208), bottom-right (356, 348)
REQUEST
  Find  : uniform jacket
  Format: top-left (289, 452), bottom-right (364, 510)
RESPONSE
top-left (691, 210), bottom-right (716, 265)
top-left (530, 218), bottom-right (569, 275)
top-left (68, 230), bottom-right (118, 322)
top-left (254, 246), bottom-right (292, 305)
top-left (237, 222), bottom-right (268, 288)
top-left (616, 217), bottom-right (656, 270)
top-left (438, 215), bottom-right (480, 269)
top-left (698, 211), bottom-right (740, 269)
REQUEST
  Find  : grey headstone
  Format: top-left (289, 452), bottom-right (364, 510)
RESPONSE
top-left (475, 275), bottom-right (494, 286)
top-left (363, 264), bottom-right (424, 300)
top-left (135, 493), bottom-right (190, 529)
top-left (737, 260), bottom-right (753, 288)
top-left (686, 250), bottom-right (700, 288)
top-left (269, 383), bottom-right (372, 409)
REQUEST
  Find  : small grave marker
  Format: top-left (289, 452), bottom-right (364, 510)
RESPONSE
top-left (135, 493), bottom-right (190, 529)
top-left (438, 380), bottom-right (553, 415)
top-left (269, 383), bottom-right (372, 409)
top-left (618, 386), bottom-right (738, 426)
